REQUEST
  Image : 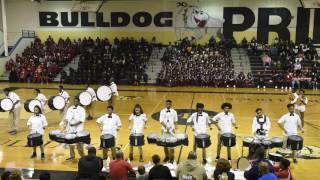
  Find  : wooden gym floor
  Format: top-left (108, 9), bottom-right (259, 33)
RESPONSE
top-left (0, 83), bottom-right (319, 179)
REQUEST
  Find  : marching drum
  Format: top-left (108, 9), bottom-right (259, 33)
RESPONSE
top-left (76, 130), bottom-right (91, 144)
top-left (156, 136), bottom-right (178, 147)
top-left (221, 133), bottom-right (236, 147)
top-left (48, 96), bottom-right (66, 110)
top-left (268, 153), bottom-right (283, 162)
top-left (243, 137), bottom-right (260, 147)
top-left (237, 157), bottom-right (251, 171)
top-left (0, 98), bottom-right (13, 112)
top-left (49, 130), bottom-right (62, 142)
top-left (195, 134), bottom-right (211, 148)
top-left (271, 137), bottom-right (283, 148)
top-left (129, 133), bottom-right (145, 146)
top-left (24, 99), bottom-right (42, 113)
top-left (96, 86), bottom-right (112, 101)
top-left (77, 91), bottom-right (92, 106)
top-left (287, 135), bottom-right (304, 150)
top-left (175, 133), bottom-right (189, 146)
top-left (100, 134), bottom-right (115, 148)
top-left (65, 133), bottom-right (78, 144)
top-left (27, 133), bottom-right (43, 147)
top-left (261, 139), bottom-right (272, 149)
top-left (147, 133), bottom-right (159, 144)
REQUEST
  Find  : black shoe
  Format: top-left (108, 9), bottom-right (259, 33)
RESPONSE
top-left (86, 116), bottom-right (93, 120)
top-left (30, 152), bottom-right (37, 159)
top-left (66, 157), bottom-right (75, 161)
top-left (169, 159), bottom-right (174, 164)
top-left (293, 158), bottom-right (298, 164)
top-left (41, 153), bottom-right (45, 159)
top-left (202, 159), bottom-right (207, 164)
top-left (215, 156), bottom-right (220, 161)
top-left (163, 157), bottom-right (169, 162)
top-left (129, 154), bottom-right (133, 161)
top-left (10, 130), bottom-right (17, 135)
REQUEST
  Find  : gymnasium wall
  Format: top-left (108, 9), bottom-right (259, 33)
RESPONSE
top-left (2, 0), bottom-right (320, 45)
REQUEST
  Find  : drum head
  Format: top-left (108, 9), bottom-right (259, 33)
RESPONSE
top-left (96, 86), bottom-right (112, 101)
top-left (271, 137), bottom-right (283, 143)
top-left (52, 96), bottom-right (65, 110)
top-left (222, 133), bottom-right (236, 138)
top-left (237, 157), bottom-right (251, 171)
top-left (176, 133), bottom-right (187, 139)
top-left (148, 132), bottom-right (159, 138)
top-left (196, 134), bottom-right (210, 139)
top-left (289, 135), bottom-right (303, 141)
top-left (65, 134), bottom-right (77, 140)
top-left (28, 133), bottom-right (41, 138)
top-left (131, 133), bottom-right (144, 136)
top-left (77, 130), bottom-right (90, 137)
top-left (1, 98), bottom-right (13, 111)
top-left (78, 92), bottom-right (92, 106)
top-left (50, 130), bottom-right (61, 135)
top-left (27, 99), bottom-right (42, 113)
top-left (243, 137), bottom-right (254, 143)
top-left (102, 134), bottom-right (114, 139)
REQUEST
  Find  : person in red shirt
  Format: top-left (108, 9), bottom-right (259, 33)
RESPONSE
top-left (273, 158), bottom-right (293, 180)
top-left (109, 151), bottom-right (135, 180)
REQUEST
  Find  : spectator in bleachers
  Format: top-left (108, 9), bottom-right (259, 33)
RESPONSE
top-left (258, 162), bottom-right (277, 180)
top-left (136, 166), bottom-right (148, 180)
top-left (273, 158), bottom-right (293, 180)
top-left (213, 158), bottom-right (235, 180)
top-left (77, 147), bottom-right (103, 180)
top-left (176, 151), bottom-right (207, 180)
top-left (109, 151), bottom-right (135, 180)
top-left (148, 154), bottom-right (172, 180)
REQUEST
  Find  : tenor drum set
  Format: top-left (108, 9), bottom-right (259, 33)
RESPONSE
top-left (49, 130), bottom-right (91, 144)
top-left (147, 132), bottom-right (189, 148)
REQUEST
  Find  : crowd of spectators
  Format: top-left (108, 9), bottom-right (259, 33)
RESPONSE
top-left (6, 36), bottom-right (79, 83)
top-left (66, 37), bottom-right (151, 84)
top-left (158, 37), bottom-right (236, 87)
top-left (242, 37), bottom-right (320, 89)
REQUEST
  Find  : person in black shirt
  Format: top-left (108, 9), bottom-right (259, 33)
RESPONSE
top-left (148, 154), bottom-right (172, 180)
top-left (77, 147), bottom-right (103, 180)
top-left (244, 147), bottom-right (274, 180)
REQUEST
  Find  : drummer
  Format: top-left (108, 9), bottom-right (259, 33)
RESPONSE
top-left (252, 108), bottom-right (271, 139)
top-left (128, 104), bottom-right (147, 162)
top-left (277, 103), bottom-right (304, 163)
top-left (212, 102), bottom-right (238, 161)
top-left (187, 103), bottom-right (211, 164)
top-left (289, 88), bottom-right (299, 110)
top-left (59, 97), bottom-right (85, 161)
top-left (159, 100), bottom-right (178, 163)
top-left (3, 88), bottom-right (21, 135)
top-left (58, 85), bottom-right (70, 121)
top-left (34, 88), bottom-right (47, 112)
top-left (96, 105), bottom-right (122, 160)
top-left (109, 77), bottom-right (119, 106)
top-left (85, 84), bottom-right (97, 120)
top-left (296, 89), bottom-right (308, 127)
top-left (27, 106), bottom-right (48, 159)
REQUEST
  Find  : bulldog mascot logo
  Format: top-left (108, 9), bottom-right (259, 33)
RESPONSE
top-left (175, 2), bottom-right (224, 40)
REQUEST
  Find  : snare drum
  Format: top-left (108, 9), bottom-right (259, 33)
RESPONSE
top-left (220, 133), bottom-right (236, 147)
top-left (24, 99), bottom-right (42, 113)
top-left (27, 133), bottom-right (43, 147)
top-left (147, 133), bottom-right (159, 144)
top-left (0, 98), bottom-right (13, 112)
top-left (156, 136), bottom-right (178, 147)
top-left (77, 91), bottom-right (92, 106)
top-left (237, 157), bottom-right (251, 171)
top-left (76, 130), bottom-right (91, 144)
top-left (268, 153), bottom-right (283, 162)
top-left (195, 134), bottom-right (211, 148)
top-left (55, 133), bottom-right (66, 143)
top-left (100, 134), bottom-right (115, 148)
top-left (243, 137), bottom-right (260, 147)
top-left (129, 133), bottom-right (145, 146)
top-left (287, 135), bottom-right (303, 150)
top-left (261, 139), bottom-right (272, 149)
top-left (96, 86), bottom-right (112, 101)
top-left (48, 96), bottom-right (66, 110)
top-left (65, 133), bottom-right (78, 144)
top-left (175, 133), bottom-right (189, 146)
top-left (271, 137), bottom-right (283, 148)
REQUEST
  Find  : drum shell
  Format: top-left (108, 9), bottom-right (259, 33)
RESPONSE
top-left (27, 134), bottom-right (43, 147)
top-left (65, 134), bottom-right (78, 144)
top-left (287, 135), bottom-right (303, 150)
top-left (156, 138), bottom-right (178, 148)
top-left (77, 133), bottom-right (91, 144)
top-left (176, 134), bottom-right (189, 146)
top-left (147, 133), bottom-right (159, 144)
top-left (271, 137), bottom-right (283, 148)
top-left (129, 134), bottom-right (145, 146)
top-left (100, 134), bottom-right (115, 148)
top-left (220, 133), bottom-right (236, 147)
top-left (268, 153), bottom-right (283, 162)
top-left (195, 134), bottom-right (211, 148)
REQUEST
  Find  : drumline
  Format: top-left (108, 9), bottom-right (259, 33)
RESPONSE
top-left (1, 86), bottom-right (305, 165)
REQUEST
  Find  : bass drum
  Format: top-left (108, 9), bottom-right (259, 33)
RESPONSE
top-left (96, 86), bottom-right (112, 101)
top-left (24, 99), bottom-right (42, 113)
top-left (0, 98), bottom-right (13, 112)
top-left (48, 96), bottom-right (66, 110)
top-left (77, 91), bottom-right (92, 106)
top-left (237, 157), bottom-right (252, 171)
